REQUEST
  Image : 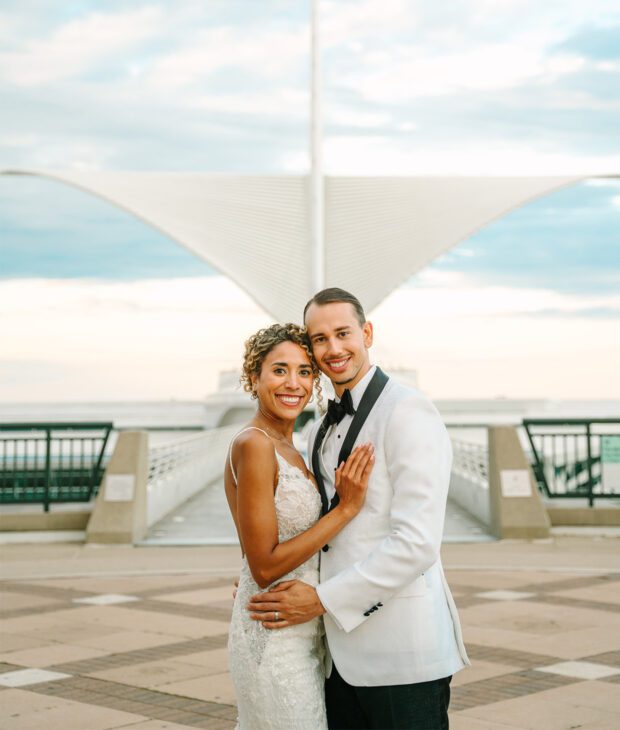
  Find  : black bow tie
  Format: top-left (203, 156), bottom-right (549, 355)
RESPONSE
top-left (325, 389), bottom-right (356, 426)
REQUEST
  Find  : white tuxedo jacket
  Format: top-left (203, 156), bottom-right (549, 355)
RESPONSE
top-left (310, 377), bottom-right (470, 686)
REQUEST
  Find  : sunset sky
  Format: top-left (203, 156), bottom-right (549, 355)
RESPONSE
top-left (1, 1), bottom-right (619, 401)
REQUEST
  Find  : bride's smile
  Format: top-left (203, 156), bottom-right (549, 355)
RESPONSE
top-left (251, 340), bottom-right (314, 422)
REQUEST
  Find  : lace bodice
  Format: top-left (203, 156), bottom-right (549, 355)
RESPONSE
top-left (273, 452), bottom-right (322, 540)
top-left (227, 428), bottom-right (327, 729)
top-left (236, 449), bottom-right (322, 605)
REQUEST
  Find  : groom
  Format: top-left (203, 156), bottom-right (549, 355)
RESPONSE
top-left (248, 287), bottom-right (469, 729)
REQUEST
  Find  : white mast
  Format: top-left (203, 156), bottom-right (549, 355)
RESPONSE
top-left (310, 0), bottom-right (324, 293)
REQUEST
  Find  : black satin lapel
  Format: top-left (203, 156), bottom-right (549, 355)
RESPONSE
top-left (311, 420), bottom-right (330, 516)
top-left (328, 367), bottom-right (390, 513)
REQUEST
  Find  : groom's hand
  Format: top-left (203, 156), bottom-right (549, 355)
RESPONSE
top-left (247, 580), bottom-right (326, 630)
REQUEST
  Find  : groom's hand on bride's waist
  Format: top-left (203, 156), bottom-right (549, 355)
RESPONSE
top-left (247, 580), bottom-right (326, 630)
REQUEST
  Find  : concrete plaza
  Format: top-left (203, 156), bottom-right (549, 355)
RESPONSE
top-left (1, 536), bottom-right (618, 729)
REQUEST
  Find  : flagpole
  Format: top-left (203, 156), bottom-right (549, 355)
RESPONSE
top-left (310, 0), bottom-right (324, 293)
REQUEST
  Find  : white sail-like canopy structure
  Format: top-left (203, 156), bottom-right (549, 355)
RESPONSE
top-left (2, 169), bottom-right (616, 320)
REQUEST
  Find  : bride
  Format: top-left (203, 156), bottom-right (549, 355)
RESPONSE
top-left (225, 323), bottom-right (374, 730)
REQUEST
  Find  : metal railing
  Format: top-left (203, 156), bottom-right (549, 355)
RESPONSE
top-left (523, 419), bottom-right (620, 506)
top-left (450, 438), bottom-right (489, 487)
top-left (447, 426), bottom-right (491, 526)
top-left (147, 424), bottom-right (239, 527)
top-left (0, 422), bottom-right (113, 511)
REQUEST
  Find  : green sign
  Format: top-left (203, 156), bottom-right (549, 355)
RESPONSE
top-left (601, 436), bottom-right (620, 464)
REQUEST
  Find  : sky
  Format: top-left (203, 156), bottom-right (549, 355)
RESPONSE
top-left (0, 0), bottom-right (619, 402)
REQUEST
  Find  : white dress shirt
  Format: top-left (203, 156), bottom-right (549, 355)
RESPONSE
top-left (320, 365), bottom-right (377, 502)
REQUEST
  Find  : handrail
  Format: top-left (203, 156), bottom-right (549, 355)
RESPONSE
top-left (117, 426), bottom-right (205, 432)
top-left (0, 422), bottom-right (114, 431)
top-left (450, 438), bottom-right (488, 487)
top-left (523, 418), bottom-right (620, 426)
top-left (146, 425), bottom-right (238, 527)
top-left (523, 418), bottom-right (620, 506)
top-left (0, 422), bottom-right (114, 511)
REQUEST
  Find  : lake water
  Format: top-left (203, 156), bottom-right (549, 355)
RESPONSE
top-left (1, 398), bottom-right (618, 435)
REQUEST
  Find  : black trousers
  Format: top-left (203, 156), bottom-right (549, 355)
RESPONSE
top-left (325, 663), bottom-right (451, 730)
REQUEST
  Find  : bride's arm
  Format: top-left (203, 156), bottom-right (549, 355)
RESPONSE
top-left (234, 432), bottom-right (373, 589)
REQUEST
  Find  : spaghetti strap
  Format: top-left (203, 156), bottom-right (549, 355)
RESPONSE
top-left (228, 427), bottom-right (272, 484)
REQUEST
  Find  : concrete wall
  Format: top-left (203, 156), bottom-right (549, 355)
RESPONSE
top-left (86, 426), bottom-right (237, 544)
top-left (546, 504), bottom-right (620, 526)
top-left (86, 431), bottom-right (149, 544)
top-left (488, 426), bottom-right (551, 539)
top-left (0, 509), bottom-right (91, 532)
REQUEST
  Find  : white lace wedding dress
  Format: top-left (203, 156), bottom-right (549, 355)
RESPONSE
top-left (228, 428), bottom-right (328, 730)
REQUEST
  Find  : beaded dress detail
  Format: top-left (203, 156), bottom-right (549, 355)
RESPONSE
top-left (227, 428), bottom-right (327, 730)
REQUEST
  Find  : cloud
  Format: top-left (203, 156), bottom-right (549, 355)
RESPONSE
top-left (145, 25), bottom-right (308, 89)
top-left (404, 269), bottom-right (620, 317)
top-left (0, 6), bottom-right (165, 86)
top-left (525, 307), bottom-right (620, 318)
top-left (321, 0), bottom-right (416, 44)
top-left (0, 0), bottom-right (618, 371)
top-left (327, 106), bottom-right (393, 130)
top-left (0, 276), bottom-right (270, 400)
top-left (0, 360), bottom-right (71, 387)
top-left (555, 24), bottom-right (620, 61)
top-left (281, 135), bottom-right (620, 175)
top-left (425, 181), bottom-right (620, 296)
top-left (1, 1), bottom-right (619, 180)
top-left (192, 88), bottom-right (308, 120)
top-left (338, 40), bottom-right (585, 104)
top-left (586, 178), bottom-right (620, 188)
top-left (371, 280), bottom-right (620, 398)
top-left (1, 275), bottom-right (618, 401)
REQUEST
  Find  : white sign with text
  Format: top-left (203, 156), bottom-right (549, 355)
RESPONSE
top-left (500, 469), bottom-right (532, 497)
top-left (105, 474), bottom-right (135, 502)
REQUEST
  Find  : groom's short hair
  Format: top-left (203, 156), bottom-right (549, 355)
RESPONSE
top-left (303, 287), bottom-right (366, 326)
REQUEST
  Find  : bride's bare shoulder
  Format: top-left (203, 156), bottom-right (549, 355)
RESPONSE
top-left (231, 427), bottom-right (276, 469)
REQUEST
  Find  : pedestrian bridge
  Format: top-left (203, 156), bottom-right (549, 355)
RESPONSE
top-left (142, 474), bottom-right (492, 545)
top-left (2, 420), bottom-right (618, 543)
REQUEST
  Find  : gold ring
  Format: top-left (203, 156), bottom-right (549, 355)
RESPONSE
top-left (274, 611), bottom-right (279, 622)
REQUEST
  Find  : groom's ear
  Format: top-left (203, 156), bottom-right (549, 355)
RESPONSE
top-left (362, 321), bottom-right (373, 348)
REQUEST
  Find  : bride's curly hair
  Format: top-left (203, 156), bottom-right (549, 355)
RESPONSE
top-left (241, 323), bottom-right (323, 410)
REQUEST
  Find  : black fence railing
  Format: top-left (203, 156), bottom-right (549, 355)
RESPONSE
top-left (0, 422), bottom-right (113, 511)
top-left (523, 419), bottom-right (620, 506)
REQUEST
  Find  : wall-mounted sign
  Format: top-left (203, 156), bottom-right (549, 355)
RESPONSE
top-left (601, 436), bottom-right (620, 464)
top-left (105, 474), bottom-right (135, 502)
top-left (601, 436), bottom-right (620, 490)
top-left (500, 469), bottom-right (532, 497)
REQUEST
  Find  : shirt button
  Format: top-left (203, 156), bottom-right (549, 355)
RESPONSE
top-left (337, 435), bottom-right (341, 439)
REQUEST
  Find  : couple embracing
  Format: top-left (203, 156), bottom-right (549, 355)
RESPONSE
top-left (224, 287), bottom-right (470, 730)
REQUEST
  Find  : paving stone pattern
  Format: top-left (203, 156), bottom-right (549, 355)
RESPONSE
top-left (1, 566), bottom-right (619, 728)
